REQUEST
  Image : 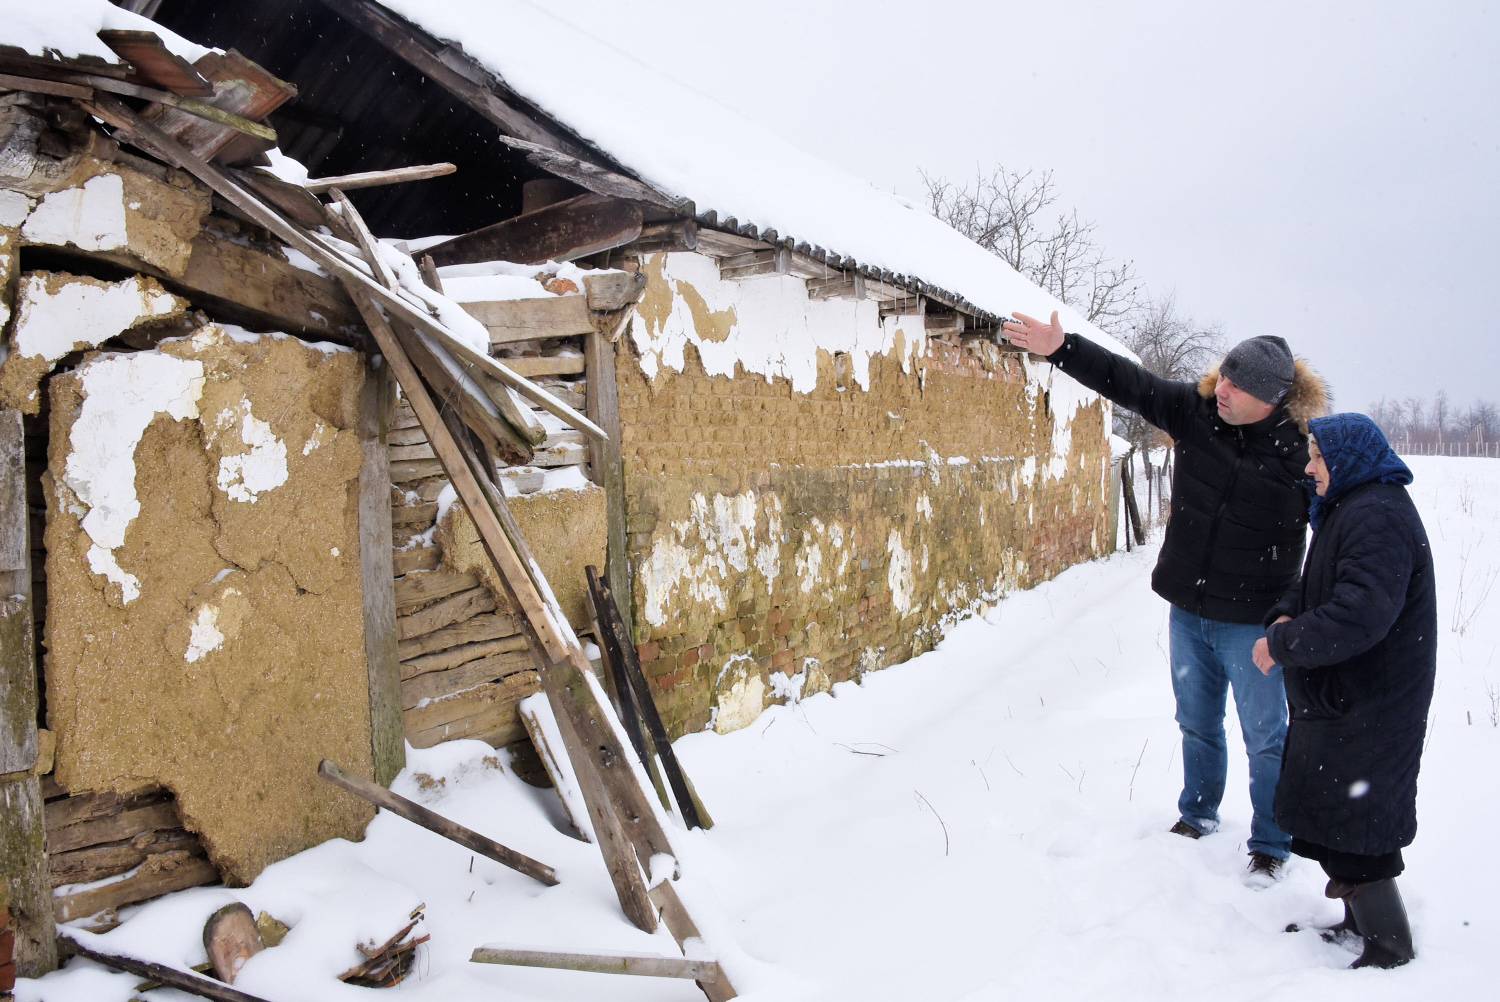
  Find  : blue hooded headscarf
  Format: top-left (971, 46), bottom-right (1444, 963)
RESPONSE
top-left (1307, 412), bottom-right (1413, 529)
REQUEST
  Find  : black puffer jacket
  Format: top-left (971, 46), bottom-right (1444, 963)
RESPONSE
top-left (1047, 333), bottom-right (1327, 623)
top-left (1266, 414), bottom-right (1437, 855)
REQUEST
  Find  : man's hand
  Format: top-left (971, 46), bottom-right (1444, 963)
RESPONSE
top-left (1252, 637), bottom-right (1277, 675)
top-left (1001, 310), bottom-right (1065, 356)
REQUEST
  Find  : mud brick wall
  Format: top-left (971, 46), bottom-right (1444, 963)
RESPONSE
top-left (614, 329), bottom-right (1112, 736)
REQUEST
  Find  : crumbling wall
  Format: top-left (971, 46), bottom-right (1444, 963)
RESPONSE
top-left (616, 252), bottom-right (1113, 734)
top-left (44, 325), bottom-right (376, 884)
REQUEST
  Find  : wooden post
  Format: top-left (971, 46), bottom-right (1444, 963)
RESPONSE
top-left (584, 330), bottom-right (635, 643)
top-left (469, 945), bottom-right (722, 981)
top-left (357, 362), bottom-right (404, 785)
top-left (56, 933), bottom-right (272, 1002)
top-left (0, 409), bottom-right (55, 976)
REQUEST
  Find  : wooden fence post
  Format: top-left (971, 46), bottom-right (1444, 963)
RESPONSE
top-left (0, 409), bottom-right (56, 975)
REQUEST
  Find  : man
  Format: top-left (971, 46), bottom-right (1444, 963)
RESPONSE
top-left (1002, 310), bottom-right (1327, 883)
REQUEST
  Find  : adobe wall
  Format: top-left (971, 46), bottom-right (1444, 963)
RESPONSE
top-left (43, 326), bottom-right (376, 884)
top-left (615, 252), bottom-right (1113, 735)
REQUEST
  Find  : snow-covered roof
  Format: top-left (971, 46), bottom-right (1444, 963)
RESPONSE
top-left (4, 0), bottom-right (209, 67)
top-left (374, 0), bottom-right (1125, 353)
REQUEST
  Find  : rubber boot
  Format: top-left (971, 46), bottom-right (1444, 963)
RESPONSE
top-left (1346, 878), bottom-right (1415, 969)
top-left (1284, 879), bottom-right (1358, 940)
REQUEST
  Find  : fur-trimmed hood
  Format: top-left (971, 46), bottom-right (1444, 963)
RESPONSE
top-left (1198, 358), bottom-right (1329, 432)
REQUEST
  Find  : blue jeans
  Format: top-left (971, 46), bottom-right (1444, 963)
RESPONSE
top-left (1169, 605), bottom-right (1291, 859)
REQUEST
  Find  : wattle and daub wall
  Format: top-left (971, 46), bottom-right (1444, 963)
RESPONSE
top-left (613, 252), bottom-right (1113, 735)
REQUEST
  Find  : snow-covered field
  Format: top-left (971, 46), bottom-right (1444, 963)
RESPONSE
top-left (20, 456), bottom-right (1498, 1001)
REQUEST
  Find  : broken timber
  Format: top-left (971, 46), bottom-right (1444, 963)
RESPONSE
top-left (424, 192), bottom-right (644, 267)
top-left (91, 97), bottom-right (734, 998)
top-left (318, 760), bottom-right (558, 887)
top-left (304, 161), bottom-right (456, 193)
top-left (57, 933), bottom-right (273, 1002)
top-left (470, 946), bottom-right (724, 982)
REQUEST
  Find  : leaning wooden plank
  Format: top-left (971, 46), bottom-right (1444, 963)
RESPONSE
top-left (470, 946), bottom-right (721, 981)
top-left (304, 162), bottom-right (456, 194)
top-left (318, 760), bottom-right (557, 887)
top-left (63, 72), bottom-right (277, 143)
top-left (519, 696), bottom-right (590, 842)
top-left (651, 881), bottom-right (738, 1002)
top-left (358, 362), bottom-right (404, 786)
top-left (56, 932), bottom-right (271, 1002)
top-left (138, 50), bottom-right (296, 161)
top-left (96, 30), bottom-right (214, 96)
top-left (326, 186), bottom-right (546, 457)
top-left (589, 566), bottom-right (710, 831)
top-left (337, 283), bottom-right (571, 663)
top-left (463, 295), bottom-right (596, 345)
top-left (423, 193), bottom-right (643, 267)
top-left (96, 97), bottom-right (603, 443)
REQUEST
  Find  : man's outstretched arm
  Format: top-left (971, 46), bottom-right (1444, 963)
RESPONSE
top-left (1003, 311), bottom-right (1199, 438)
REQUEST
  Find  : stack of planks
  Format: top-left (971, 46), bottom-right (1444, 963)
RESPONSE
top-left (41, 781), bottom-right (217, 928)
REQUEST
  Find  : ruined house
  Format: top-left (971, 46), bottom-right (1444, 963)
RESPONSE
top-left (0, 0), bottom-right (1124, 981)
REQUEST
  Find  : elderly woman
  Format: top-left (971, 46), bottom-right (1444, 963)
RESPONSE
top-left (1251, 413), bottom-right (1436, 969)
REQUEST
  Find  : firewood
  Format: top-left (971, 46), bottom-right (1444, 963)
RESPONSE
top-left (202, 903), bottom-right (261, 985)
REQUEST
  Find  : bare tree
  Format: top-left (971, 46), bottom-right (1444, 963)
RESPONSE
top-left (1112, 294), bottom-right (1224, 451)
top-left (921, 165), bottom-right (1140, 333)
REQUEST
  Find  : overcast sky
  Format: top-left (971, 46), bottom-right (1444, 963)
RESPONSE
top-left (549, 0), bottom-right (1498, 412)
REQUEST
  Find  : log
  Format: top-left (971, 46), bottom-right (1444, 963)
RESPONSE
top-left (469, 946), bottom-right (721, 981)
top-left (396, 586), bottom-right (497, 641)
top-left (397, 614), bottom-right (523, 664)
top-left (53, 852), bottom-right (218, 923)
top-left (303, 162), bottom-right (456, 194)
top-left (401, 648), bottom-right (534, 708)
top-left (394, 567), bottom-right (477, 609)
top-left (400, 635), bottom-right (530, 683)
top-left (202, 903), bottom-right (262, 985)
top-left (423, 193), bottom-right (643, 268)
top-left (56, 933), bottom-right (271, 1002)
top-left (390, 500), bottom-right (439, 527)
top-left (47, 828), bottom-right (200, 886)
top-left (501, 354), bottom-right (587, 378)
top-left (392, 545), bottom-right (441, 576)
top-left (317, 760), bottom-right (557, 886)
top-left (463, 295), bottom-right (595, 346)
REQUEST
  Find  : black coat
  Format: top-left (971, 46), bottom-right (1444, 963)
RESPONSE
top-left (1048, 333), bottom-right (1325, 623)
top-left (1266, 479), bottom-right (1437, 856)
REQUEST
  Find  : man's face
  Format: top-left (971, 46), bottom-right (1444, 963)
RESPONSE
top-left (1215, 375), bottom-right (1276, 426)
top-left (1306, 438), bottom-right (1331, 496)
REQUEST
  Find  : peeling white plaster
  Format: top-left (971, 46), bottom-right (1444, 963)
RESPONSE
top-left (0, 190), bottom-right (32, 227)
top-left (769, 669), bottom-right (807, 705)
top-left (640, 489), bottom-right (783, 627)
top-left (916, 493), bottom-right (933, 520)
top-left (11, 274), bottom-right (181, 369)
top-left (887, 529), bottom-right (915, 616)
top-left (712, 653), bottom-right (764, 734)
top-left (303, 419), bottom-right (330, 455)
top-left (64, 351), bottom-right (206, 603)
top-left (22, 173), bottom-right (128, 252)
top-left (632, 252), bottom-right (927, 393)
top-left (214, 400), bottom-right (289, 503)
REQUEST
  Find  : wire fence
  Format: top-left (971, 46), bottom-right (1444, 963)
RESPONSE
top-left (1393, 440), bottom-right (1500, 459)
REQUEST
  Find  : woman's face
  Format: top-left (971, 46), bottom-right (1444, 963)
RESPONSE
top-left (1306, 437), bottom-right (1331, 497)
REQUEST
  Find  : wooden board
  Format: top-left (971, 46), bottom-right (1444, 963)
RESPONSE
top-left (464, 295), bottom-right (595, 346)
top-left (96, 30), bottom-right (213, 96)
top-left (140, 50), bottom-right (296, 162)
top-left (502, 354), bottom-right (587, 378)
top-left (424, 193), bottom-right (643, 268)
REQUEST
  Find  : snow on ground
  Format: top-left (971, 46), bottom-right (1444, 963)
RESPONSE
top-left (19, 456), bottom-right (1497, 1001)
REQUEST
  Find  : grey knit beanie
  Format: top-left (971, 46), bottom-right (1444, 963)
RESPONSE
top-left (1221, 335), bottom-right (1295, 405)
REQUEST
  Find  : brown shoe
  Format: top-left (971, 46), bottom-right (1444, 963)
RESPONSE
top-left (1168, 820), bottom-right (1203, 840)
top-left (1244, 852), bottom-right (1286, 888)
